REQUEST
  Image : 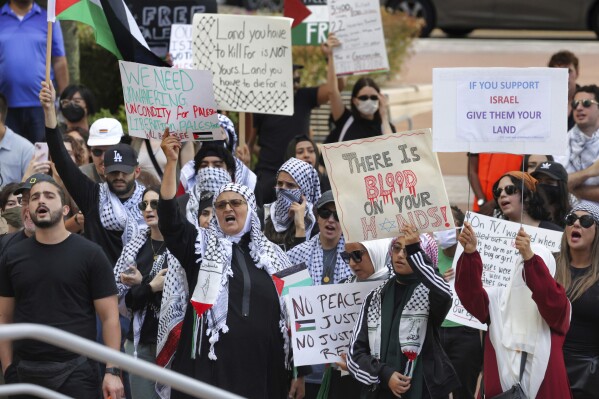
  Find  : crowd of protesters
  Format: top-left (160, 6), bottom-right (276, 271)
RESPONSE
top-left (0, 1), bottom-right (598, 398)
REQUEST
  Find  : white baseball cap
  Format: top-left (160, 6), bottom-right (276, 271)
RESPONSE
top-left (87, 118), bottom-right (124, 147)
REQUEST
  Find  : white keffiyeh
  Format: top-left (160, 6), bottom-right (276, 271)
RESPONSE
top-left (190, 183), bottom-right (293, 362)
top-left (98, 181), bottom-right (146, 245)
top-left (185, 167), bottom-right (231, 227)
top-left (287, 234), bottom-right (352, 284)
top-left (557, 125), bottom-right (599, 186)
top-left (179, 159), bottom-right (256, 192)
top-left (114, 229), bottom-right (181, 361)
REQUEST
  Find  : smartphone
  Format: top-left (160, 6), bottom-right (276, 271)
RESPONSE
top-left (123, 266), bottom-right (137, 275)
top-left (34, 142), bottom-right (49, 161)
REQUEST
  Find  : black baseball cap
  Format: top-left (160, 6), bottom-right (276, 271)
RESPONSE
top-left (531, 161), bottom-right (568, 182)
top-left (104, 143), bottom-right (139, 174)
top-left (316, 190), bottom-right (335, 210)
top-left (14, 173), bottom-right (56, 194)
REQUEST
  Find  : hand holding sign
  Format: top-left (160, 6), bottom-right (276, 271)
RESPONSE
top-left (160, 128), bottom-right (181, 162)
top-left (515, 227), bottom-right (534, 261)
top-left (458, 222), bottom-right (477, 254)
top-left (402, 224), bottom-right (420, 245)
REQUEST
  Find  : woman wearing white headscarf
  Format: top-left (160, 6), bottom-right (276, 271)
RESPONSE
top-left (157, 131), bottom-right (296, 399)
top-left (264, 158), bottom-right (321, 251)
top-left (456, 223), bottom-right (572, 398)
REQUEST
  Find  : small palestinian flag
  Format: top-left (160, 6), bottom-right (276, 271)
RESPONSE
top-left (295, 319), bottom-right (316, 332)
top-left (193, 132), bottom-right (214, 141)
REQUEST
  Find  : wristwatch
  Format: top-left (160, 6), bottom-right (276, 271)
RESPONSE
top-left (105, 367), bottom-right (121, 376)
top-left (477, 198), bottom-right (486, 207)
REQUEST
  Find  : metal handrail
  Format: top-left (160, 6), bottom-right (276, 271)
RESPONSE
top-left (0, 383), bottom-right (70, 399)
top-left (0, 324), bottom-right (244, 399)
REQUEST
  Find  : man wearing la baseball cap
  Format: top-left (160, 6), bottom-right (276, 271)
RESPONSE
top-left (80, 117), bottom-right (124, 183)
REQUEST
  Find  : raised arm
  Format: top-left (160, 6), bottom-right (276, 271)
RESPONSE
top-left (325, 33), bottom-right (345, 122)
top-left (454, 222), bottom-right (490, 324)
top-left (40, 81), bottom-right (97, 213)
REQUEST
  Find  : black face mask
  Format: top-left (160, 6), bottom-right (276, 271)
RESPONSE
top-left (61, 104), bottom-right (85, 122)
top-left (538, 183), bottom-right (561, 204)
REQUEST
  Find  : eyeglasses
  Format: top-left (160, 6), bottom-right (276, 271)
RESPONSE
top-left (565, 213), bottom-right (596, 228)
top-left (214, 199), bottom-right (247, 210)
top-left (356, 95), bottom-right (378, 101)
top-left (138, 200), bottom-right (158, 211)
top-left (493, 185), bottom-right (519, 199)
top-left (60, 98), bottom-right (85, 108)
top-left (341, 249), bottom-right (368, 264)
top-left (317, 208), bottom-right (339, 221)
top-left (571, 99), bottom-right (599, 109)
top-left (91, 148), bottom-right (105, 157)
top-left (391, 245), bottom-right (406, 254)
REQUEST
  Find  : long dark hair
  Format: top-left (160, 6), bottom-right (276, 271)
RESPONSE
top-left (285, 135), bottom-right (320, 168)
top-left (492, 174), bottom-right (550, 222)
top-left (350, 77), bottom-right (382, 123)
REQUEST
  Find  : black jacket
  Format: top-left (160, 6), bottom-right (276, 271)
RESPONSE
top-left (347, 244), bottom-right (460, 398)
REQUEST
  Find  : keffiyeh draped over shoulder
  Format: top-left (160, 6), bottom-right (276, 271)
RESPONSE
top-left (271, 158), bottom-right (321, 238)
top-left (99, 181), bottom-right (146, 245)
top-left (190, 183), bottom-right (293, 361)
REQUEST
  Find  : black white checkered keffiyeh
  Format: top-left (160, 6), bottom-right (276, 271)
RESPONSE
top-left (99, 181), bottom-right (146, 245)
top-left (190, 183), bottom-right (293, 362)
top-left (185, 167), bottom-right (232, 227)
top-left (179, 159), bottom-right (257, 192)
top-left (218, 114), bottom-right (237, 153)
top-left (113, 229), bottom-right (181, 360)
top-left (287, 233), bottom-right (352, 284)
top-left (571, 200), bottom-right (599, 223)
top-left (271, 158), bottom-right (321, 238)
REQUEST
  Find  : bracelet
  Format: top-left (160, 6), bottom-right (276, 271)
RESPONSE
top-left (105, 367), bottom-right (121, 376)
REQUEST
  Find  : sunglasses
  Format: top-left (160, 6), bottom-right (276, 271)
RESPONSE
top-left (91, 148), bottom-right (105, 157)
top-left (565, 213), bottom-right (596, 228)
top-left (317, 208), bottom-right (339, 221)
top-left (571, 99), bottom-right (599, 109)
top-left (493, 185), bottom-right (519, 199)
top-left (356, 95), bottom-right (379, 101)
top-left (214, 199), bottom-right (247, 210)
top-left (341, 249), bottom-right (368, 264)
top-left (138, 200), bottom-right (158, 211)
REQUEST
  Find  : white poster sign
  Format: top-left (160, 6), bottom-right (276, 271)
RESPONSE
top-left (446, 212), bottom-right (563, 330)
top-left (432, 68), bottom-right (568, 155)
top-left (192, 14), bottom-right (294, 115)
top-left (329, 0), bottom-right (388, 75)
top-left (286, 281), bottom-right (381, 366)
top-left (169, 24), bottom-right (193, 69)
top-left (120, 61), bottom-right (223, 142)
top-left (321, 130), bottom-right (454, 243)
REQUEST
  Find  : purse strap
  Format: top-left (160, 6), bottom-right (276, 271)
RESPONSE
top-left (518, 351), bottom-right (528, 382)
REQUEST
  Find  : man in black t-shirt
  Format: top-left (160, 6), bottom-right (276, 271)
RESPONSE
top-left (0, 178), bottom-right (123, 399)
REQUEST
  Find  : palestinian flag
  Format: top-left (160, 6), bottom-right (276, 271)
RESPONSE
top-left (192, 132), bottom-right (215, 141)
top-left (284, 0), bottom-right (312, 29)
top-left (47, 0), bottom-right (168, 66)
top-left (295, 319), bottom-right (316, 332)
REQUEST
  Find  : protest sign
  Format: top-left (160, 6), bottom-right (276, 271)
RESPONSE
top-left (292, 0), bottom-right (329, 46)
top-left (169, 24), bottom-right (192, 69)
top-left (192, 14), bottom-right (294, 115)
top-left (119, 61), bottom-right (222, 141)
top-left (445, 212), bottom-right (564, 330)
top-left (273, 263), bottom-right (313, 296)
top-left (127, 0), bottom-right (217, 57)
top-left (321, 130), bottom-right (454, 243)
top-left (432, 67), bottom-right (568, 155)
top-left (286, 281), bottom-right (381, 366)
top-left (329, 0), bottom-right (388, 75)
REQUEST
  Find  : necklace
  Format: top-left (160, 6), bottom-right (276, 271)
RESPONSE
top-left (322, 248), bottom-right (336, 284)
top-left (151, 239), bottom-right (165, 261)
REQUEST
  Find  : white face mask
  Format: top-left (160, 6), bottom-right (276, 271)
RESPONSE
top-left (356, 99), bottom-right (379, 116)
top-left (434, 228), bottom-right (457, 250)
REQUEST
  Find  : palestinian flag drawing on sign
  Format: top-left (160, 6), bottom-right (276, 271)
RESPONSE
top-left (47, 0), bottom-right (168, 66)
top-left (295, 319), bottom-right (316, 332)
top-left (192, 132), bottom-right (215, 141)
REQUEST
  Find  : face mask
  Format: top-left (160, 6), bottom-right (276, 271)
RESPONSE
top-left (2, 206), bottom-right (23, 229)
top-left (274, 188), bottom-right (303, 227)
top-left (61, 104), bottom-right (85, 122)
top-left (434, 228), bottom-right (457, 250)
top-left (538, 183), bottom-right (560, 204)
top-left (356, 99), bottom-right (379, 116)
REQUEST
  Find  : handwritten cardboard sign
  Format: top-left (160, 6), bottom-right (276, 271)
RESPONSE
top-left (286, 281), bottom-right (381, 366)
top-left (432, 67), bottom-right (568, 155)
top-left (169, 24), bottom-right (193, 69)
top-left (329, 0), bottom-right (388, 75)
top-left (446, 212), bottom-right (563, 330)
top-left (119, 61), bottom-right (223, 142)
top-left (192, 14), bottom-right (294, 115)
top-left (292, 0), bottom-right (329, 46)
top-left (321, 130), bottom-right (454, 243)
